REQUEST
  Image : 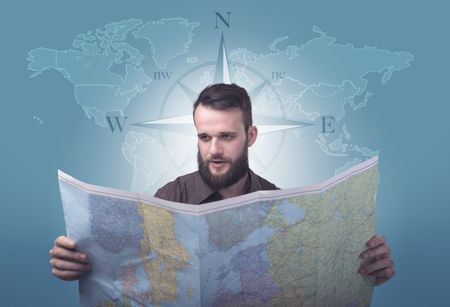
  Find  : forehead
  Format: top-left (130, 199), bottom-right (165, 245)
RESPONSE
top-left (194, 104), bottom-right (245, 133)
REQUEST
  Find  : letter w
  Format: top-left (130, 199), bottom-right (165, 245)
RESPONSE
top-left (106, 116), bottom-right (127, 132)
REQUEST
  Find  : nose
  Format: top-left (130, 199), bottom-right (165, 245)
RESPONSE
top-left (208, 137), bottom-right (223, 156)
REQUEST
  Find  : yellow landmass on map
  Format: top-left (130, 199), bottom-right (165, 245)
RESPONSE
top-left (138, 203), bottom-right (190, 306)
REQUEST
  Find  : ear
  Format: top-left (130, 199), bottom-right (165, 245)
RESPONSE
top-left (247, 126), bottom-right (258, 147)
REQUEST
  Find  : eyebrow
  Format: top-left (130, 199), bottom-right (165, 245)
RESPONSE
top-left (197, 132), bottom-right (238, 137)
top-left (219, 132), bottom-right (238, 136)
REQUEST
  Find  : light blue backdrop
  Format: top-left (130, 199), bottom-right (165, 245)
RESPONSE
top-left (1, 0), bottom-right (449, 306)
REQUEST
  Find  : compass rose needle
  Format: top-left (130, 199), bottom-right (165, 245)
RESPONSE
top-left (132, 115), bottom-right (196, 135)
top-left (177, 81), bottom-right (199, 103)
top-left (214, 32), bottom-right (232, 84)
top-left (248, 80), bottom-right (269, 101)
top-left (254, 115), bottom-right (314, 134)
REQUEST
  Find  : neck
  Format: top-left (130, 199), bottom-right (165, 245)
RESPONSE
top-left (219, 173), bottom-right (249, 199)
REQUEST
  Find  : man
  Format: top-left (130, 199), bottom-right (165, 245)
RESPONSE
top-left (50, 83), bottom-right (395, 286)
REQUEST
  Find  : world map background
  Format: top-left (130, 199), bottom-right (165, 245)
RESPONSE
top-left (1, 0), bottom-right (449, 306)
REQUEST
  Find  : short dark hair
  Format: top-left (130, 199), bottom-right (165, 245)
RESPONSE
top-left (193, 83), bottom-right (253, 131)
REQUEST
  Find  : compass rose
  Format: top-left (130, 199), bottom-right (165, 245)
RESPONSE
top-left (132, 33), bottom-right (316, 174)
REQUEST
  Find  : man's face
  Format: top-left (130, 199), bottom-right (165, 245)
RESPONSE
top-left (194, 104), bottom-right (257, 190)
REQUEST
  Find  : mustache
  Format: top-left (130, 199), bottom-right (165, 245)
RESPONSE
top-left (207, 155), bottom-right (231, 162)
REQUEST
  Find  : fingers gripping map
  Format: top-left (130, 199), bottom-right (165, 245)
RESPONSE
top-left (58, 157), bottom-right (378, 307)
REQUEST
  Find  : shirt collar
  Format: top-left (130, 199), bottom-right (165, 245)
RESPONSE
top-left (190, 169), bottom-right (262, 204)
top-left (190, 171), bottom-right (217, 204)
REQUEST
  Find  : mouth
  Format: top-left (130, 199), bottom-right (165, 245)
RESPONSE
top-left (209, 159), bottom-right (228, 168)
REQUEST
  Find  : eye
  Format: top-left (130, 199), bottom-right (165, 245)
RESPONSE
top-left (198, 135), bottom-right (211, 142)
top-left (220, 134), bottom-right (234, 141)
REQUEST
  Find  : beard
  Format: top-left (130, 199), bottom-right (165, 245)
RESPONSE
top-left (197, 145), bottom-right (249, 191)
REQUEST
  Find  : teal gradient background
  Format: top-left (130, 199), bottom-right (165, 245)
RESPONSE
top-left (1, 1), bottom-right (449, 306)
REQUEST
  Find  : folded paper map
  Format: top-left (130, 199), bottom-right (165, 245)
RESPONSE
top-left (58, 156), bottom-right (378, 307)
